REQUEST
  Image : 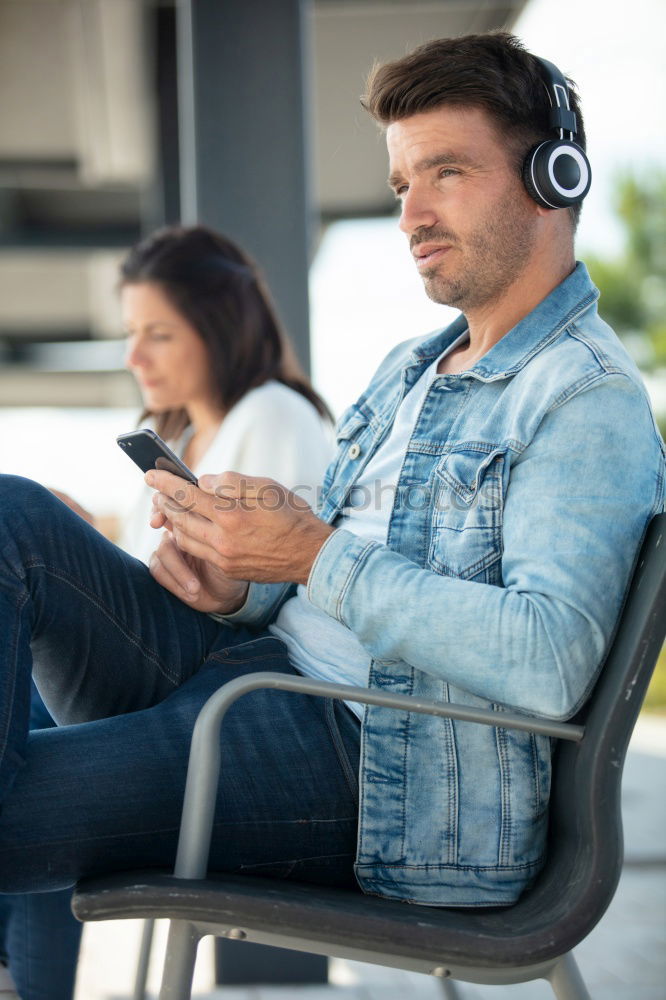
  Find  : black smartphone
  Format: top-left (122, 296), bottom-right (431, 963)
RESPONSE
top-left (117, 429), bottom-right (198, 484)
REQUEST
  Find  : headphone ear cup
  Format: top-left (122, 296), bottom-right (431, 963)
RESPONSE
top-left (523, 142), bottom-right (552, 208)
top-left (523, 139), bottom-right (591, 209)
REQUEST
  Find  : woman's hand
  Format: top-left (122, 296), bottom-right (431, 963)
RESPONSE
top-left (145, 469), bottom-right (334, 598)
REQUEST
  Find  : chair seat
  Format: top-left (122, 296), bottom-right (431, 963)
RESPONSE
top-left (72, 868), bottom-right (589, 976)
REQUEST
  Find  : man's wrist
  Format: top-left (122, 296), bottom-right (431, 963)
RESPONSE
top-left (294, 521), bottom-right (335, 586)
top-left (217, 582), bottom-right (250, 616)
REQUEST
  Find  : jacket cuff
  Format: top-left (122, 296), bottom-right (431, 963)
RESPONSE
top-left (208, 581), bottom-right (290, 629)
top-left (306, 528), bottom-right (381, 624)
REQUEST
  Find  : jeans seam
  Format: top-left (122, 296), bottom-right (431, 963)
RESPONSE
top-left (35, 564), bottom-right (182, 686)
top-left (22, 893), bottom-right (31, 997)
top-left (239, 851), bottom-right (356, 873)
top-left (324, 699), bottom-right (360, 807)
top-left (208, 637), bottom-right (289, 666)
top-left (0, 590), bottom-right (28, 768)
top-left (3, 826), bottom-right (183, 851)
top-left (3, 815), bottom-right (360, 853)
top-left (212, 816), bottom-right (358, 827)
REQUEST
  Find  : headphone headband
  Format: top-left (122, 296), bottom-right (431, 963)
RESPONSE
top-left (536, 57), bottom-right (578, 140)
top-left (521, 54), bottom-right (591, 210)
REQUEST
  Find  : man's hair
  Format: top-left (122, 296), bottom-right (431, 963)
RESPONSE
top-left (362, 32), bottom-right (586, 228)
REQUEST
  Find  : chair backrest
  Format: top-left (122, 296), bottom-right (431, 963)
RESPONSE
top-left (508, 512), bottom-right (666, 949)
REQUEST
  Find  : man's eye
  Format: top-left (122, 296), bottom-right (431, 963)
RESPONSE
top-left (439, 168), bottom-right (459, 179)
top-left (394, 185), bottom-right (408, 198)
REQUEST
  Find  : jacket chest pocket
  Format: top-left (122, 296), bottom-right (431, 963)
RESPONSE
top-left (429, 449), bottom-right (505, 582)
top-left (320, 404), bottom-right (372, 505)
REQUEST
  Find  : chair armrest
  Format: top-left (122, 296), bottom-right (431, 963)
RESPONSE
top-left (173, 671), bottom-right (583, 881)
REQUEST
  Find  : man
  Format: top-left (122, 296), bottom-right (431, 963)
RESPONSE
top-left (145, 33), bottom-right (665, 904)
top-left (0, 34), bottom-right (663, 946)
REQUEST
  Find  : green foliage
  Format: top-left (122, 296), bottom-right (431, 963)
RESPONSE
top-left (586, 174), bottom-right (666, 716)
top-left (585, 172), bottom-right (666, 369)
top-left (643, 643), bottom-right (666, 712)
top-left (657, 413), bottom-right (666, 441)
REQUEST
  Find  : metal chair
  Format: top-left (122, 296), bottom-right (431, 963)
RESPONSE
top-left (72, 512), bottom-right (666, 1000)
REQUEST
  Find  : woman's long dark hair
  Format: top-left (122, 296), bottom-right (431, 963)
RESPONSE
top-left (120, 225), bottom-right (332, 440)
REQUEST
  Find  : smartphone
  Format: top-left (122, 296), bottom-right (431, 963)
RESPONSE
top-left (117, 429), bottom-right (198, 484)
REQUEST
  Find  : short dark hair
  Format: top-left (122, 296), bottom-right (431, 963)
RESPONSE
top-left (362, 32), bottom-right (586, 228)
top-left (120, 225), bottom-right (331, 439)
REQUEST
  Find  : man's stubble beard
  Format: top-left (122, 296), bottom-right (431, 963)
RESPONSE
top-left (421, 192), bottom-right (538, 313)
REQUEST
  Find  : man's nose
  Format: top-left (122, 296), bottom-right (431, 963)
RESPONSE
top-left (398, 185), bottom-right (439, 235)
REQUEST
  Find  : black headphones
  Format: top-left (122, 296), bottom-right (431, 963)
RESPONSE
top-left (522, 57), bottom-right (592, 209)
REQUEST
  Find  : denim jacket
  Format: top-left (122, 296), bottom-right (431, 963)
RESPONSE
top-left (221, 263), bottom-right (666, 906)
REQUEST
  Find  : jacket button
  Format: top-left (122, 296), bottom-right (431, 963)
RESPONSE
top-left (349, 443), bottom-right (361, 459)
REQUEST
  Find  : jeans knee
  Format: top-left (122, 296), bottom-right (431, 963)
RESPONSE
top-left (0, 474), bottom-right (50, 504)
top-left (0, 475), bottom-right (60, 539)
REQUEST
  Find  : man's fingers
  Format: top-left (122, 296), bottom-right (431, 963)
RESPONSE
top-left (198, 472), bottom-right (286, 510)
top-left (149, 538), bottom-right (200, 599)
top-left (151, 492), bottom-right (222, 550)
top-left (146, 469), bottom-right (296, 523)
top-left (149, 500), bottom-right (229, 573)
top-left (169, 522), bottom-right (237, 574)
top-left (149, 508), bottom-right (169, 529)
top-left (147, 471), bottom-right (223, 523)
top-left (198, 470), bottom-right (244, 496)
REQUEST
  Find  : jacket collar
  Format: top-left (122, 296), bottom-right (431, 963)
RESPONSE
top-left (408, 262), bottom-right (599, 382)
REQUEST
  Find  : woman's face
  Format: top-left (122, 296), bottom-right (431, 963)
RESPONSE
top-left (122, 281), bottom-right (214, 414)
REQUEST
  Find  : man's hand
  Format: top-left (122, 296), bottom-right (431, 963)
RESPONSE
top-left (145, 470), bottom-right (334, 610)
top-left (149, 531), bottom-right (250, 614)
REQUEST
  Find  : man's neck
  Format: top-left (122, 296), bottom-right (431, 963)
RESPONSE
top-left (437, 246), bottom-right (575, 376)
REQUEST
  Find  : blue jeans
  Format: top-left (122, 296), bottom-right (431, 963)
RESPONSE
top-left (0, 685), bottom-right (83, 1000)
top-left (0, 476), bottom-right (360, 902)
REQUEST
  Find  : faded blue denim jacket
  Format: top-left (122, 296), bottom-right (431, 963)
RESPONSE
top-left (220, 263), bottom-right (666, 906)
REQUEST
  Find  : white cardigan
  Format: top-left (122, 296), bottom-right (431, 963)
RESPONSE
top-left (119, 381), bottom-right (333, 565)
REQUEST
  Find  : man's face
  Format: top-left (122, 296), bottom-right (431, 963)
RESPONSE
top-left (387, 105), bottom-right (539, 312)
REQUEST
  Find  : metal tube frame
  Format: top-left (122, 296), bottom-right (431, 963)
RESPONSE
top-left (548, 952), bottom-right (593, 1000)
top-left (133, 917), bottom-right (155, 1000)
top-left (159, 671), bottom-right (584, 999)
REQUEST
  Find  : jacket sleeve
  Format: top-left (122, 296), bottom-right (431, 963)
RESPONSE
top-left (209, 581), bottom-right (295, 629)
top-left (305, 373), bottom-right (665, 719)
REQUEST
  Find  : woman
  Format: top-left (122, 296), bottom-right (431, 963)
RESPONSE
top-left (0, 225), bottom-right (333, 1000)
top-left (118, 225), bottom-right (332, 563)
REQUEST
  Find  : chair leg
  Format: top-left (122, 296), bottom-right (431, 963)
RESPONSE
top-left (158, 920), bottom-right (201, 1000)
top-left (439, 977), bottom-right (464, 998)
top-left (133, 918), bottom-right (156, 1000)
top-left (548, 952), bottom-right (592, 1000)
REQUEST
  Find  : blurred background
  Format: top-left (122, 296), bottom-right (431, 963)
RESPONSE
top-left (0, 0), bottom-right (664, 691)
top-left (0, 5), bottom-right (664, 997)
top-left (0, 0), bottom-right (666, 688)
top-left (0, 0), bottom-right (666, 664)
top-left (1, 0), bottom-right (665, 507)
